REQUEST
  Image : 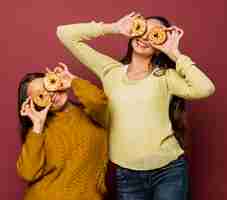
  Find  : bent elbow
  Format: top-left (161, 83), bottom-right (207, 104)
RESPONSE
top-left (204, 80), bottom-right (216, 97)
top-left (56, 25), bottom-right (65, 40)
top-left (208, 82), bottom-right (215, 96)
top-left (197, 83), bottom-right (216, 98)
top-left (17, 166), bottom-right (36, 182)
top-left (16, 160), bottom-right (43, 182)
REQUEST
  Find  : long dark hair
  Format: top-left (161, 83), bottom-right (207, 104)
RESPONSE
top-left (121, 16), bottom-right (187, 149)
top-left (17, 73), bottom-right (45, 143)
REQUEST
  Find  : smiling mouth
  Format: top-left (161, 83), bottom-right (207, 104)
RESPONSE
top-left (136, 39), bottom-right (150, 48)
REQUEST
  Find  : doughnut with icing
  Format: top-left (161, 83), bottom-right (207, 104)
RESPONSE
top-left (32, 91), bottom-right (51, 107)
top-left (131, 16), bottom-right (147, 37)
top-left (44, 72), bottom-right (61, 91)
top-left (148, 26), bottom-right (167, 45)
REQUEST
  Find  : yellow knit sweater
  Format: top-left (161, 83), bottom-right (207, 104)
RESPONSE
top-left (17, 79), bottom-right (109, 200)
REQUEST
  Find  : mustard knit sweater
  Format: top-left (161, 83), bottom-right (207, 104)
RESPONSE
top-left (17, 79), bottom-right (109, 200)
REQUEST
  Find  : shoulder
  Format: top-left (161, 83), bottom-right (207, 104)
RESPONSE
top-left (164, 68), bottom-right (179, 78)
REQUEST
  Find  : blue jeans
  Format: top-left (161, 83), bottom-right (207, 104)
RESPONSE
top-left (115, 155), bottom-right (189, 200)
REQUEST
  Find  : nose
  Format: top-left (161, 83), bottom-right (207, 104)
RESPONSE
top-left (141, 31), bottom-right (149, 41)
top-left (49, 91), bottom-right (55, 97)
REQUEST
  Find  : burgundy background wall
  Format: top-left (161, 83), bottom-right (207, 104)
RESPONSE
top-left (1, 0), bottom-right (226, 199)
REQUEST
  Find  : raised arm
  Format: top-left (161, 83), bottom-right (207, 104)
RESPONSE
top-left (165, 54), bottom-right (215, 99)
top-left (71, 78), bottom-right (109, 127)
top-left (17, 97), bottom-right (51, 181)
top-left (56, 21), bottom-right (122, 80)
top-left (150, 26), bottom-right (215, 99)
top-left (56, 12), bottom-right (140, 80)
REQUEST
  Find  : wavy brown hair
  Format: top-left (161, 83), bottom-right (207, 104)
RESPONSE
top-left (17, 73), bottom-right (46, 143)
top-left (120, 16), bottom-right (187, 149)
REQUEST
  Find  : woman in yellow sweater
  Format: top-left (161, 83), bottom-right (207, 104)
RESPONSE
top-left (17, 63), bottom-right (109, 200)
top-left (56, 13), bottom-right (215, 200)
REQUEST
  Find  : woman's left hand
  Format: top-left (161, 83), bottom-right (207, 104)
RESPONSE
top-left (46, 62), bottom-right (78, 90)
top-left (151, 26), bottom-right (184, 62)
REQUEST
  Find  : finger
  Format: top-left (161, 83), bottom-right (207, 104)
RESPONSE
top-left (58, 62), bottom-right (69, 72)
top-left (20, 105), bottom-right (31, 116)
top-left (165, 27), bottom-right (174, 31)
top-left (46, 67), bottom-right (52, 73)
top-left (132, 13), bottom-right (142, 19)
top-left (20, 108), bottom-right (28, 116)
top-left (171, 26), bottom-right (183, 35)
top-left (177, 28), bottom-right (184, 38)
top-left (54, 66), bottom-right (63, 74)
top-left (43, 102), bottom-right (52, 113)
top-left (26, 109), bottom-right (34, 119)
top-left (21, 99), bottom-right (29, 108)
top-left (172, 27), bottom-right (183, 39)
top-left (167, 31), bottom-right (173, 39)
top-left (30, 99), bottom-right (36, 111)
top-left (128, 11), bottom-right (136, 17)
top-left (172, 29), bottom-right (178, 38)
top-left (21, 97), bottom-right (31, 110)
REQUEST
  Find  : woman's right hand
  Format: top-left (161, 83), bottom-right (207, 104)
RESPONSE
top-left (46, 62), bottom-right (78, 91)
top-left (20, 97), bottom-right (52, 134)
top-left (113, 12), bottom-right (141, 37)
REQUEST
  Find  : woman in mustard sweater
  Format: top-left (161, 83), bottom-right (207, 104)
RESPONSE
top-left (56, 12), bottom-right (215, 200)
top-left (17, 63), bottom-right (109, 200)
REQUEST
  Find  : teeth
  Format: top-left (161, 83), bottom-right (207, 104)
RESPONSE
top-left (137, 40), bottom-right (148, 48)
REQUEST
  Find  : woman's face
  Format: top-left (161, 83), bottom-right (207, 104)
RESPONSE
top-left (27, 78), bottom-right (68, 111)
top-left (131, 19), bottom-right (165, 57)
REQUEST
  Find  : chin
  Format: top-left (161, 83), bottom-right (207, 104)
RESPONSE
top-left (50, 102), bottom-right (67, 112)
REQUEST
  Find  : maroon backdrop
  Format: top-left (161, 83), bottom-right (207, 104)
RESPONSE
top-left (1, 0), bottom-right (226, 199)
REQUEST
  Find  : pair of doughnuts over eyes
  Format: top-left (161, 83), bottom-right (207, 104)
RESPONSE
top-left (131, 16), bottom-right (167, 45)
top-left (31, 72), bottom-right (62, 108)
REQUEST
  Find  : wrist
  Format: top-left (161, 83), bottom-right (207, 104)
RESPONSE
top-left (170, 50), bottom-right (182, 62)
top-left (33, 121), bottom-right (44, 134)
top-left (102, 23), bottom-right (120, 34)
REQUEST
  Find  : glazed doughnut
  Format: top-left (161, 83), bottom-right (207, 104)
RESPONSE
top-left (32, 91), bottom-right (51, 107)
top-left (148, 26), bottom-right (167, 45)
top-left (131, 16), bottom-right (147, 37)
top-left (44, 72), bottom-right (61, 91)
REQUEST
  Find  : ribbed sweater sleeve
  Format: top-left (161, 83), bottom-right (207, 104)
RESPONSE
top-left (16, 130), bottom-right (46, 182)
top-left (165, 54), bottom-right (215, 99)
top-left (56, 21), bottom-right (122, 80)
top-left (71, 78), bottom-right (109, 128)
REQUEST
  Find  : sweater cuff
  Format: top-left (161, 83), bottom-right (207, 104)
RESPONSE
top-left (27, 130), bottom-right (46, 142)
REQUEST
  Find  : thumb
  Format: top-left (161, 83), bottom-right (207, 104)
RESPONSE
top-left (41, 102), bottom-right (52, 115)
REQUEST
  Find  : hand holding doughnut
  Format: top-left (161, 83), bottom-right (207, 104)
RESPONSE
top-left (113, 12), bottom-right (142, 37)
top-left (31, 90), bottom-right (52, 108)
top-left (131, 16), bottom-right (147, 37)
top-left (148, 26), bottom-right (167, 45)
top-left (44, 72), bottom-right (62, 91)
top-left (45, 62), bottom-right (76, 91)
top-left (20, 97), bottom-right (52, 133)
top-left (150, 26), bottom-right (184, 61)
